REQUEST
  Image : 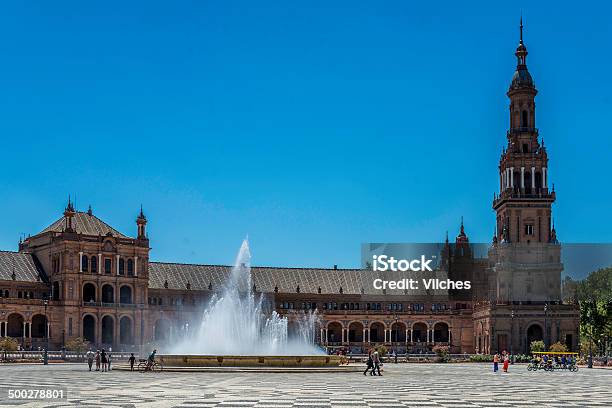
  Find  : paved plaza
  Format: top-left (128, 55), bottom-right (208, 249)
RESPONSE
top-left (0, 363), bottom-right (611, 407)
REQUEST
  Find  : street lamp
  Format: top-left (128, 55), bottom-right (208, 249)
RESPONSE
top-left (544, 303), bottom-right (548, 351)
top-left (43, 299), bottom-right (49, 365)
top-left (510, 310), bottom-right (515, 357)
top-left (394, 316), bottom-right (399, 363)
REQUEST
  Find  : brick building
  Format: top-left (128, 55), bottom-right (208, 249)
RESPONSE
top-left (0, 22), bottom-right (579, 355)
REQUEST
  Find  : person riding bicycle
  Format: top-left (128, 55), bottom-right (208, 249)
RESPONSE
top-left (561, 354), bottom-right (567, 369)
top-left (146, 349), bottom-right (157, 371)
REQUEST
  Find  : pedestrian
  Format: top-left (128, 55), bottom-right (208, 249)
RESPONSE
top-left (363, 349), bottom-right (374, 376)
top-left (503, 352), bottom-right (510, 373)
top-left (129, 353), bottom-right (136, 371)
top-left (107, 352), bottom-right (112, 371)
top-left (372, 350), bottom-right (382, 376)
top-left (493, 353), bottom-right (500, 373)
top-left (100, 349), bottom-right (107, 372)
top-left (95, 350), bottom-right (100, 371)
top-left (86, 349), bottom-right (94, 371)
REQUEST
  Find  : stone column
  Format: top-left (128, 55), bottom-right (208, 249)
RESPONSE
top-left (362, 328), bottom-right (366, 343)
top-left (116, 255), bottom-right (120, 276)
top-left (405, 329), bottom-right (409, 345)
top-left (510, 167), bottom-right (514, 188)
top-left (320, 328), bottom-right (324, 344)
top-left (22, 322), bottom-right (26, 338)
top-left (520, 167), bottom-right (525, 189)
top-left (79, 252), bottom-right (83, 272)
top-left (531, 167), bottom-right (536, 188)
top-left (98, 254), bottom-right (102, 274)
top-left (114, 317), bottom-right (120, 349)
top-left (410, 329), bottom-right (413, 343)
top-left (134, 256), bottom-right (138, 277)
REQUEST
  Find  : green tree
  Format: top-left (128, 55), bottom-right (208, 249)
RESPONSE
top-left (64, 337), bottom-right (90, 353)
top-left (549, 341), bottom-right (568, 353)
top-left (530, 340), bottom-right (545, 353)
top-left (0, 337), bottom-right (19, 352)
top-left (574, 267), bottom-right (612, 357)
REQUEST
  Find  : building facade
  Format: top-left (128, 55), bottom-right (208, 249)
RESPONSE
top-left (0, 23), bottom-right (579, 355)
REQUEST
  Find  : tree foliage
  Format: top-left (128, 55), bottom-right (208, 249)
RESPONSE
top-left (530, 340), bottom-right (545, 353)
top-left (576, 267), bottom-right (612, 356)
top-left (64, 337), bottom-right (90, 353)
top-left (549, 341), bottom-right (568, 352)
top-left (0, 337), bottom-right (19, 352)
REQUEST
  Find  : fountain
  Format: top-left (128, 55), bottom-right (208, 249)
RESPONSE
top-left (157, 239), bottom-right (342, 368)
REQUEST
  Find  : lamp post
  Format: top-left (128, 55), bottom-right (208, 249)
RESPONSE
top-left (544, 303), bottom-right (548, 351)
top-left (394, 316), bottom-right (399, 363)
top-left (43, 299), bottom-right (49, 365)
top-left (510, 310), bottom-right (515, 357)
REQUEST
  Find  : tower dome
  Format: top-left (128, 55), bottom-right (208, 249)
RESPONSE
top-left (509, 17), bottom-right (535, 91)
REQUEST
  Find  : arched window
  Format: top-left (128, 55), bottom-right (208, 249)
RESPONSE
top-left (82, 256), bottom-right (88, 272)
top-left (521, 110), bottom-right (528, 127)
top-left (119, 258), bottom-right (125, 275)
top-left (119, 286), bottom-right (132, 304)
top-left (101, 284), bottom-right (114, 303)
top-left (83, 283), bottom-right (96, 303)
top-left (90, 256), bottom-right (97, 273)
top-left (52, 282), bottom-right (60, 301)
top-left (127, 259), bottom-right (134, 276)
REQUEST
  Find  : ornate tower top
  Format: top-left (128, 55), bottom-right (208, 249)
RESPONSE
top-left (136, 205), bottom-right (147, 239)
top-left (63, 195), bottom-right (76, 232)
top-left (456, 216), bottom-right (469, 244)
top-left (509, 18), bottom-right (535, 93)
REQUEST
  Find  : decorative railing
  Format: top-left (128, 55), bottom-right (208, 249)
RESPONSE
top-left (81, 301), bottom-right (144, 309)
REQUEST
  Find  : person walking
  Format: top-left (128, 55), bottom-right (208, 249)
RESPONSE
top-left (493, 353), bottom-right (500, 373)
top-left (372, 350), bottom-right (382, 376)
top-left (363, 349), bottom-right (374, 376)
top-left (503, 352), bottom-right (510, 373)
top-left (129, 353), bottom-right (136, 371)
top-left (107, 352), bottom-right (112, 371)
top-left (95, 350), bottom-right (101, 371)
top-left (100, 349), bottom-right (107, 372)
top-left (86, 349), bottom-right (94, 371)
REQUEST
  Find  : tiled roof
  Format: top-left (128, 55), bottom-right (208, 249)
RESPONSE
top-left (39, 211), bottom-right (129, 238)
top-left (148, 262), bottom-right (449, 296)
top-left (0, 251), bottom-right (46, 282)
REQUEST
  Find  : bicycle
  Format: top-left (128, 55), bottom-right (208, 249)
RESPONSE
top-left (138, 358), bottom-right (164, 372)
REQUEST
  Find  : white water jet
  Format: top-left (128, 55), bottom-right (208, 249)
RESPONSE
top-left (171, 239), bottom-right (323, 355)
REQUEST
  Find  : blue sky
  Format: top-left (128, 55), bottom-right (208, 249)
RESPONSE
top-left (1, 1), bottom-right (610, 268)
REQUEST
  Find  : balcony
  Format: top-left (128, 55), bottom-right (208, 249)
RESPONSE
top-left (81, 301), bottom-right (144, 309)
top-left (494, 188), bottom-right (555, 208)
top-left (508, 127), bottom-right (538, 135)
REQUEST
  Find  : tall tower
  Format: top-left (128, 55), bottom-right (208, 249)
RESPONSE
top-left (489, 20), bottom-right (562, 302)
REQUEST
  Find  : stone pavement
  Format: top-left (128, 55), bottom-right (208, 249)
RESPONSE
top-left (0, 363), bottom-right (610, 407)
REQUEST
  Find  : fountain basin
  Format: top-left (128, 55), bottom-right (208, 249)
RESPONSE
top-left (159, 354), bottom-right (342, 367)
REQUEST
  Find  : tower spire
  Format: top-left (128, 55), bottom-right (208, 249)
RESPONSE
top-left (520, 15), bottom-right (523, 44)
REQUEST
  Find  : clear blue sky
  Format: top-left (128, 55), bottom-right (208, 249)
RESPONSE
top-left (1, 1), bottom-right (610, 268)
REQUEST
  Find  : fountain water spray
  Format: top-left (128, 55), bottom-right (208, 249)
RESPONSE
top-left (171, 239), bottom-right (323, 355)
